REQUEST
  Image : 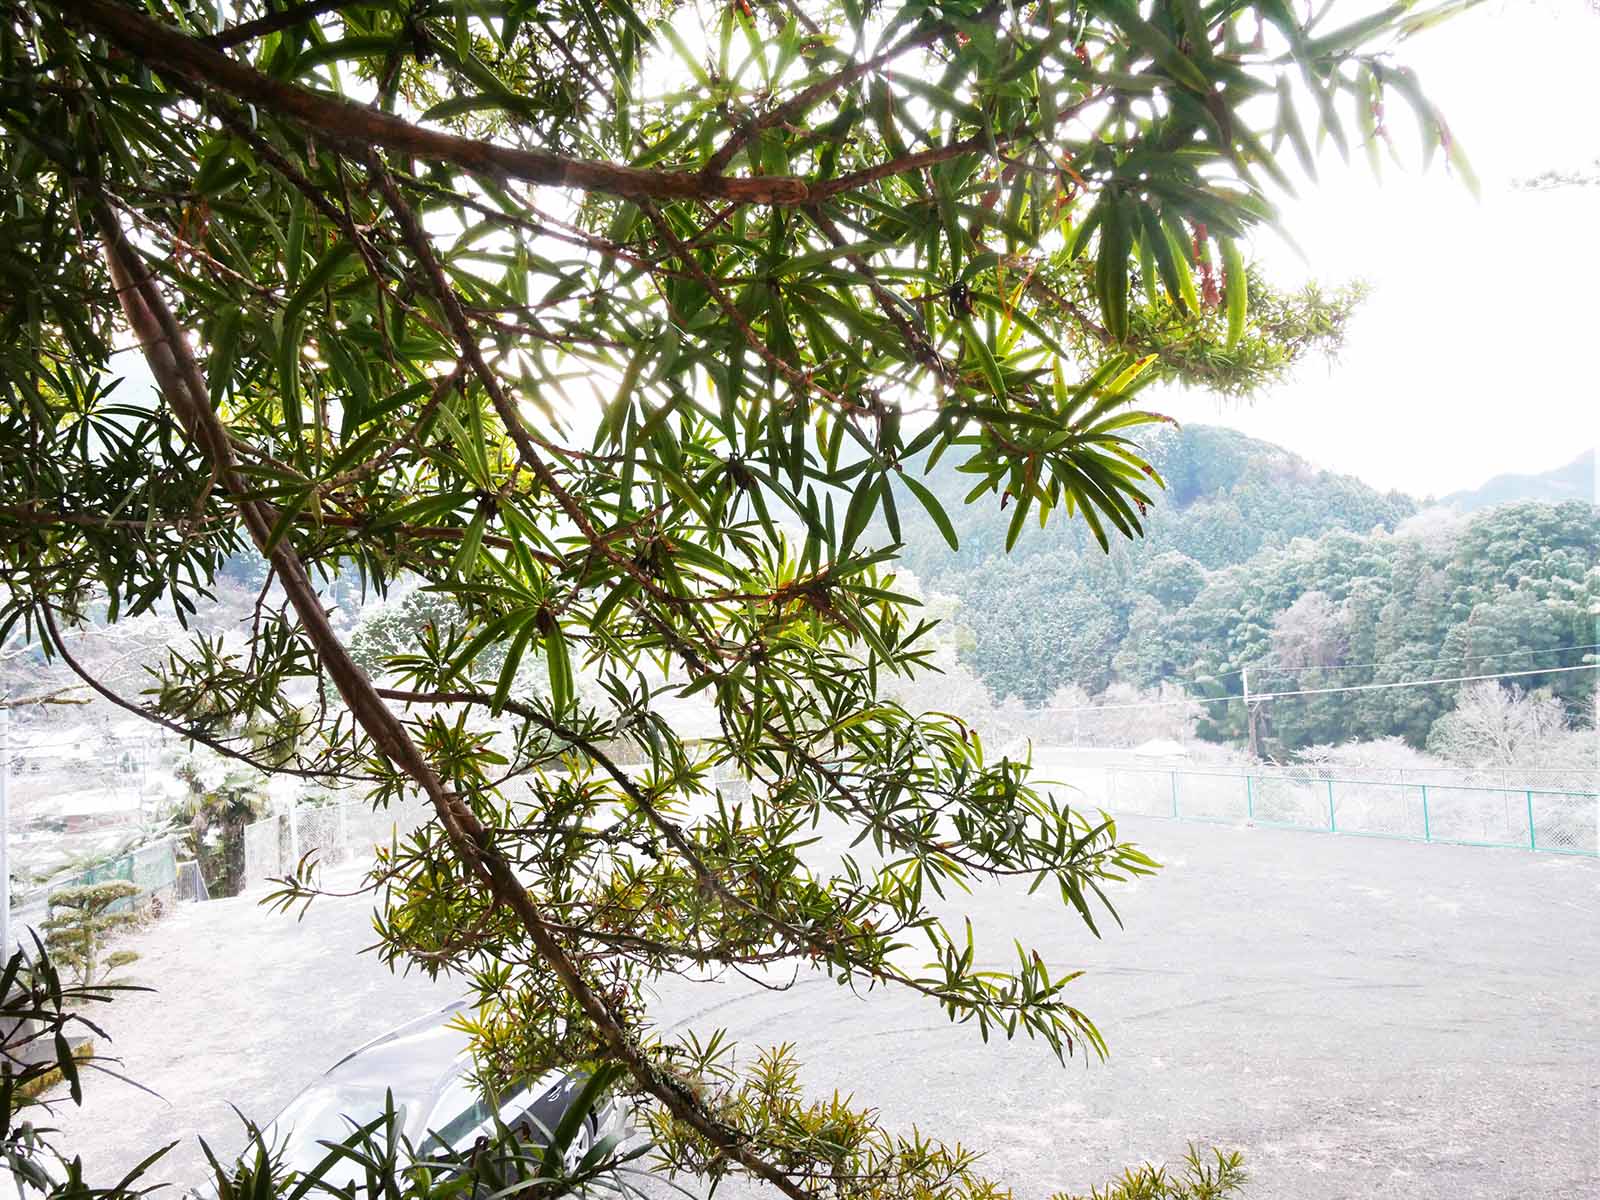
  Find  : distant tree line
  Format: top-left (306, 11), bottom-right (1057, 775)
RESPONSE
top-left (887, 427), bottom-right (1597, 756)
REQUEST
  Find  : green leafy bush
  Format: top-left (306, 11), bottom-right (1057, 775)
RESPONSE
top-left (1059, 1147), bottom-right (1246, 1200)
top-left (37, 881), bottom-right (141, 986)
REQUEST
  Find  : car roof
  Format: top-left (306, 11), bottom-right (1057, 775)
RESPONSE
top-left (322, 1000), bottom-right (473, 1096)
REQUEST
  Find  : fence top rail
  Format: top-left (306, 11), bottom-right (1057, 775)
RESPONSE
top-left (1087, 765), bottom-right (1597, 800)
top-left (40, 835), bottom-right (181, 896)
top-left (1071, 767), bottom-right (1267, 783)
top-left (1030, 752), bottom-right (1590, 778)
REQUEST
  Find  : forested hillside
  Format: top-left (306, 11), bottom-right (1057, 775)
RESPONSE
top-left (888, 426), bottom-right (1598, 754)
top-left (894, 424), bottom-right (1417, 580)
top-left (1152, 501), bottom-right (1597, 750)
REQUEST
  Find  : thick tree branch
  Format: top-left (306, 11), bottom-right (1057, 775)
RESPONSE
top-left (62, 0), bottom-right (1112, 220)
top-left (63, 0), bottom-right (808, 206)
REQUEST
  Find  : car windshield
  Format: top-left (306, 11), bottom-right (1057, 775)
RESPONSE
top-left (266, 1084), bottom-right (409, 1178)
top-left (416, 1074), bottom-right (490, 1158)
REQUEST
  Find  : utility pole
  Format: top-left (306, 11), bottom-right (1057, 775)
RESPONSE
top-left (1242, 667), bottom-right (1261, 761)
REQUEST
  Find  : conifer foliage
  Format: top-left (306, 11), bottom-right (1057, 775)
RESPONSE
top-left (0, 1), bottom-right (1465, 1196)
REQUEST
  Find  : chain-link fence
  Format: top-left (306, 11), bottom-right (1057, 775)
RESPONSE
top-left (174, 858), bottom-right (210, 902)
top-left (10, 838), bottom-right (187, 944)
top-left (59, 837), bottom-right (180, 900)
top-left (243, 797), bottom-right (433, 890)
top-left (1062, 765), bottom-right (1598, 855)
top-left (234, 758), bottom-right (1593, 894)
top-left (238, 762), bottom-right (759, 890)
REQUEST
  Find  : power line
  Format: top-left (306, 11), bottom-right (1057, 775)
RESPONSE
top-left (1149, 642), bottom-right (1600, 692)
top-left (1043, 662), bottom-right (1599, 715)
top-left (1243, 641), bottom-right (1600, 678)
top-left (1246, 663), bottom-right (1598, 702)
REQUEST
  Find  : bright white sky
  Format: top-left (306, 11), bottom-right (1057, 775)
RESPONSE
top-left (1154, 0), bottom-right (1600, 498)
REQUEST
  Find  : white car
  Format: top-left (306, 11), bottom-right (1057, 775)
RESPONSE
top-left (258, 1001), bottom-right (624, 1181)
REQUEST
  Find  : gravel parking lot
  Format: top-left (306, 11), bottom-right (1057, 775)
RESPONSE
top-left (46, 815), bottom-right (1600, 1199)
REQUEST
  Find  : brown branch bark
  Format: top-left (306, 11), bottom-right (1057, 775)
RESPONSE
top-left (204, 0), bottom-right (359, 49)
top-left (63, 0), bottom-right (808, 206)
top-left (65, 0), bottom-right (1110, 218)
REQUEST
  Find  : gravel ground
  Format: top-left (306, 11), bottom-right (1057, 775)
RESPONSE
top-left (44, 816), bottom-right (1600, 1199)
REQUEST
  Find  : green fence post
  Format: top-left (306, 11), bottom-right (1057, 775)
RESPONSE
top-left (1328, 779), bottom-right (1337, 832)
top-left (1527, 791), bottom-right (1536, 850)
top-left (1421, 785), bottom-right (1431, 842)
top-left (1170, 771), bottom-right (1179, 818)
top-left (1246, 773), bottom-right (1254, 820)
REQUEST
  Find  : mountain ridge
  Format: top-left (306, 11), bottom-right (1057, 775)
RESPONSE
top-left (1437, 449), bottom-right (1595, 513)
top-left (889, 423), bottom-right (1418, 583)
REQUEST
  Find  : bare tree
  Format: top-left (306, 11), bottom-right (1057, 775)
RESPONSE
top-left (1270, 591), bottom-right (1349, 670)
top-left (1427, 681), bottom-right (1570, 767)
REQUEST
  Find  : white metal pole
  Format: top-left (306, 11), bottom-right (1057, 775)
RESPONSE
top-left (288, 801), bottom-right (300, 871)
top-left (1, 704), bottom-right (10, 960)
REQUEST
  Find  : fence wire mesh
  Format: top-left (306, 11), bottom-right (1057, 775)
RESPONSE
top-left (174, 858), bottom-right (209, 902)
top-left (1067, 765), bottom-right (1597, 855)
top-left (40, 838), bottom-right (180, 913)
top-left (81, 839), bottom-right (174, 895)
top-left (242, 798), bottom-right (432, 889)
top-left (232, 763), bottom-right (1595, 896)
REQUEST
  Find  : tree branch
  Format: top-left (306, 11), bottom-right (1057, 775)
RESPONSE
top-left (0, 687), bottom-right (87, 710)
top-left (204, 0), bottom-right (361, 50)
top-left (810, 86), bottom-right (1111, 201)
top-left (64, 0), bottom-right (1111, 218)
top-left (700, 12), bottom-right (985, 176)
top-left (63, 0), bottom-right (809, 206)
top-left (35, 604), bottom-right (348, 780)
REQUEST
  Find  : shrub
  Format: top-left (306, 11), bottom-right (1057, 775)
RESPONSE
top-left (38, 881), bottom-right (142, 986)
